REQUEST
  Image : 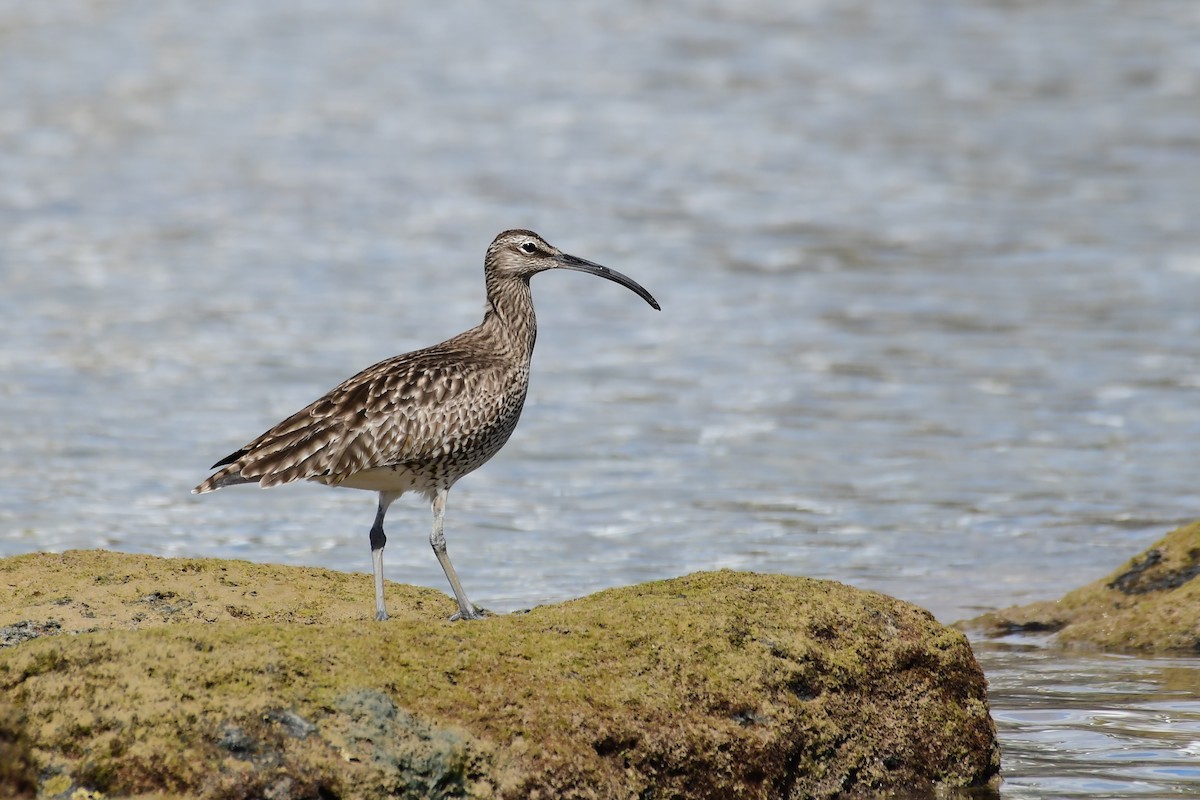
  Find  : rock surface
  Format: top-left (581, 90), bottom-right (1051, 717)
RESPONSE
top-left (963, 519), bottom-right (1200, 653)
top-left (0, 550), bottom-right (999, 798)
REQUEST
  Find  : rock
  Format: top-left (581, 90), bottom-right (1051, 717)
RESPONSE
top-left (0, 701), bottom-right (37, 800)
top-left (962, 519), bottom-right (1200, 652)
top-left (0, 550), bottom-right (999, 798)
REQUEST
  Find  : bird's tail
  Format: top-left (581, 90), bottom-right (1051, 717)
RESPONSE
top-left (192, 462), bottom-right (257, 494)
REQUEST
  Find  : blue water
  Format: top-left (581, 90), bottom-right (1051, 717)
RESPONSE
top-left (2, 1), bottom-right (1199, 795)
top-left (982, 638), bottom-right (1200, 798)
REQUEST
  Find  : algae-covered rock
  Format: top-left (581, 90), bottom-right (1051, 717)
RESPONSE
top-left (0, 550), bottom-right (999, 798)
top-left (963, 519), bottom-right (1200, 652)
top-left (0, 699), bottom-right (37, 800)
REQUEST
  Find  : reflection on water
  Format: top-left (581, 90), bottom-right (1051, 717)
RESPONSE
top-left (979, 637), bottom-right (1200, 798)
top-left (1, 1), bottom-right (1199, 796)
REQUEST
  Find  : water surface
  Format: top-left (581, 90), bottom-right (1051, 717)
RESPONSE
top-left (981, 639), bottom-right (1200, 798)
top-left (1, 1), bottom-right (1199, 796)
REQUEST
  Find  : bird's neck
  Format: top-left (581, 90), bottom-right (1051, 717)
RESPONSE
top-left (482, 276), bottom-right (538, 359)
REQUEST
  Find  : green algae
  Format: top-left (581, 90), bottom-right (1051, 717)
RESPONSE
top-left (1, 551), bottom-right (998, 798)
top-left (963, 519), bottom-right (1200, 652)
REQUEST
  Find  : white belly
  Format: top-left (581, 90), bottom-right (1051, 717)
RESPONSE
top-left (323, 465), bottom-right (426, 494)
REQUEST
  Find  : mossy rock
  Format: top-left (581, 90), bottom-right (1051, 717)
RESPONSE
top-left (963, 519), bottom-right (1200, 652)
top-left (1, 550), bottom-right (998, 798)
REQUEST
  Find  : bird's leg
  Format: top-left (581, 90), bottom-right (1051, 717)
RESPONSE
top-left (430, 487), bottom-right (482, 621)
top-left (370, 491), bottom-right (400, 621)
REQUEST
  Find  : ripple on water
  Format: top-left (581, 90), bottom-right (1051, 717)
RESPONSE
top-left (976, 638), bottom-right (1200, 799)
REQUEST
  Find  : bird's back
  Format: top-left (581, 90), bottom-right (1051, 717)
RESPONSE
top-left (193, 325), bottom-right (531, 495)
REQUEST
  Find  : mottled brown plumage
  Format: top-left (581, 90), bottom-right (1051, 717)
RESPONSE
top-left (194, 229), bottom-right (660, 621)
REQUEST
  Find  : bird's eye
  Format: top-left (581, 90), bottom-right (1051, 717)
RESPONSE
top-left (519, 242), bottom-right (537, 254)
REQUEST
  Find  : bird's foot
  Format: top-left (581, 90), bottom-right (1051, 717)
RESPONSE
top-left (374, 609), bottom-right (389, 622)
top-left (449, 606), bottom-right (487, 622)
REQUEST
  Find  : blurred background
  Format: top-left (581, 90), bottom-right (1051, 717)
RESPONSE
top-left (1, 2), bottom-right (1199, 795)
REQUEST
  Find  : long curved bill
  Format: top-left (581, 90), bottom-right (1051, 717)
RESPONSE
top-left (554, 252), bottom-right (661, 310)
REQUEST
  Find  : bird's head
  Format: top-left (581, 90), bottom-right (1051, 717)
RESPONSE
top-left (485, 229), bottom-right (660, 310)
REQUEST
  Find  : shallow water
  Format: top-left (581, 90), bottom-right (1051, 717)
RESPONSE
top-left (2, 1), bottom-right (1199, 795)
top-left (980, 639), bottom-right (1200, 798)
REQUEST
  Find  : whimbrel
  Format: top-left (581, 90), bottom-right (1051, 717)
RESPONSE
top-left (193, 230), bottom-right (660, 621)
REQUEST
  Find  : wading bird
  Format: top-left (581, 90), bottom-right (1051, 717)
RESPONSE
top-left (194, 229), bottom-right (660, 621)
